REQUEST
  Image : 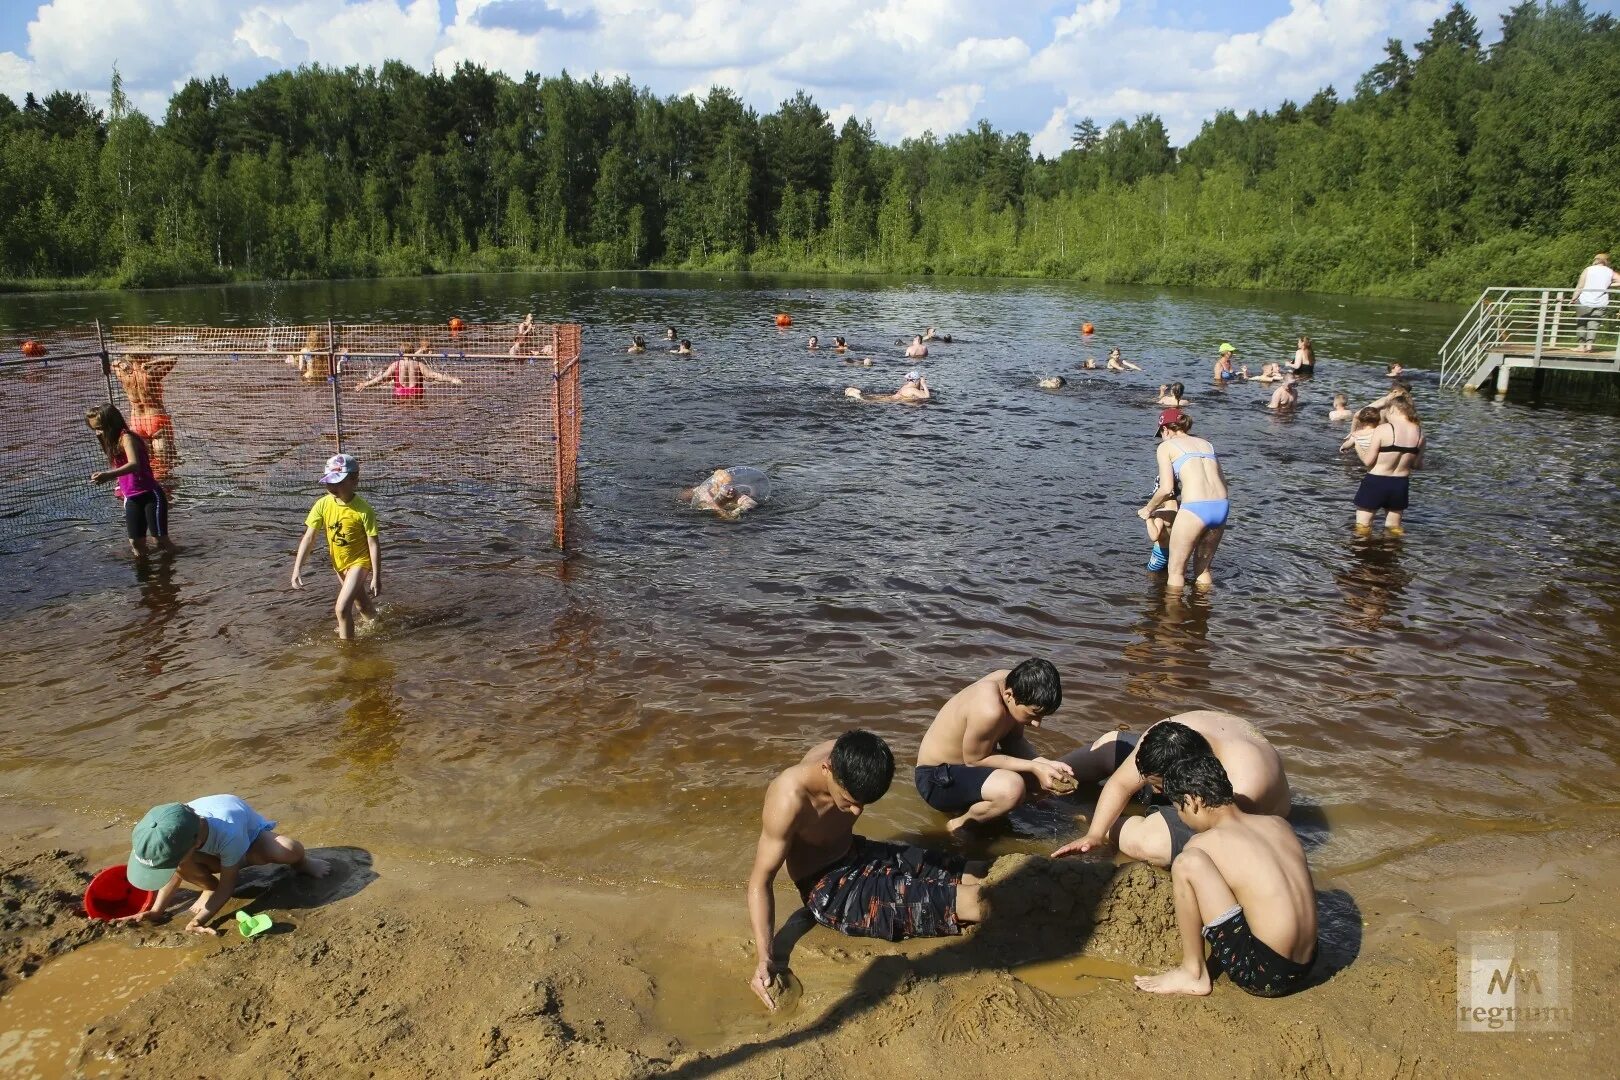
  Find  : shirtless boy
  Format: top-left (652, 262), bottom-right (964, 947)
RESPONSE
top-left (915, 661), bottom-right (1073, 834)
top-left (747, 731), bottom-right (983, 1009)
top-left (1133, 755), bottom-right (1317, 997)
top-left (1053, 710), bottom-right (1289, 867)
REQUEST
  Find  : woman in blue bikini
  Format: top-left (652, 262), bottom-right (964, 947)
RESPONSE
top-left (1140, 408), bottom-right (1229, 588)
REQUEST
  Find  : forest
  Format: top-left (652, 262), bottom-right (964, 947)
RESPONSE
top-left (0, 1), bottom-right (1613, 300)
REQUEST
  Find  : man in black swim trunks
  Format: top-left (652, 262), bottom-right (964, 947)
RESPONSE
top-left (746, 731), bottom-right (984, 1010)
top-left (1133, 756), bottom-right (1317, 997)
top-left (914, 661), bottom-right (1074, 835)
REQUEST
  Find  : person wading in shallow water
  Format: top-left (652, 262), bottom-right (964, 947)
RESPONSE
top-left (746, 731), bottom-right (985, 1009)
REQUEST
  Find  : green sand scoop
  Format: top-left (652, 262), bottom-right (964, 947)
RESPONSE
top-left (236, 910), bottom-right (273, 938)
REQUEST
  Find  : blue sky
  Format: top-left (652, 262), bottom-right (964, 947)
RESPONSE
top-left (0, 1), bottom-right (1613, 154)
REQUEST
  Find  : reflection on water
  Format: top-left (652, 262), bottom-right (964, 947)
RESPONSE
top-left (3, 272), bottom-right (1620, 890)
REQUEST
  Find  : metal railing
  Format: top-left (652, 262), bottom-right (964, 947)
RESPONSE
top-left (1438, 288), bottom-right (1620, 389)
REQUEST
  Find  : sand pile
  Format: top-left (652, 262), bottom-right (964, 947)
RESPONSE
top-left (980, 855), bottom-right (1177, 968)
top-left (0, 848), bottom-right (102, 990)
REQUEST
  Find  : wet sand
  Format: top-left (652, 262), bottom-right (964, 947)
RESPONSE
top-left (3, 801), bottom-right (1611, 1078)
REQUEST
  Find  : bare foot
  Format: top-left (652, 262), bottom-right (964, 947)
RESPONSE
top-left (1134, 967), bottom-right (1212, 995)
top-left (188, 893), bottom-right (215, 919)
top-left (1194, 572), bottom-right (1214, 588)
top-left (297, 855), bottom-right (332, 879)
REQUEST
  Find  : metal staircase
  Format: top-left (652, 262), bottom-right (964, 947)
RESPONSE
top-left (1438, 287), bottom-right (1620, 391)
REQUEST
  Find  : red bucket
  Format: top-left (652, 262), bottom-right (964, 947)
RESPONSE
top-left (84, 865), bottom-right (155, 920)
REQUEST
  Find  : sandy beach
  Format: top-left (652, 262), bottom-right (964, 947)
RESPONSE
top-left (2, 798), bottom-right (1612, 1078)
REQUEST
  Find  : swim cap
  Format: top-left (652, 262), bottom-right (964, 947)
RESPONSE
top-left (904, 370), bottom-right (921, 382)
top-left (1157, 408), bottom-right (1186, 429)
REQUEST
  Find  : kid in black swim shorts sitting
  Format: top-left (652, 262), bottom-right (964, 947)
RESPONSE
top-left (1133, 755), bottom-right (1317, 998)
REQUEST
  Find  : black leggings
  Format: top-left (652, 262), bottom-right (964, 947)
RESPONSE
top-left (124, 489), bottom-right (169, 539)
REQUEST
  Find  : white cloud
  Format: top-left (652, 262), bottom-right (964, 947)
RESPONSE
top-left (0, 0), bottom-right (1540, 158)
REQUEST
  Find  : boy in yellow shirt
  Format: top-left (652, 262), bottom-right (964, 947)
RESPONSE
top-left (291, 453), bottom-right (380, 639)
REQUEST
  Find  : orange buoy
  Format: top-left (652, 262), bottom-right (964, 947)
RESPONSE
top-left (20, 339), bottom-right (45, 358)
top-left (1081, 322), bottom-right (1095, 336)
top-left (775, 313), bottom-right (793, 328)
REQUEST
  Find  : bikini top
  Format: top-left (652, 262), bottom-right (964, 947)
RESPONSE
top-left (1168, 439), bottom-right (1218, 477)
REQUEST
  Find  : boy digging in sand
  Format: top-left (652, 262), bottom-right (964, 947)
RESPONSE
top-left (914, 660), bottom-right (1074, 834)
top-left (115, 795), bottom-right (330, 936)
top-left (292, 453), bottom-right (380, 639)
top-left (1133, 755), bottom-right (1317, 997)
top-left (747, 731), bottom-right (985, 1010)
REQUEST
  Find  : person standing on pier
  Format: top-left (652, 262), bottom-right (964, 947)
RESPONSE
top-left (1574, 253), bottom-right (1613, 353)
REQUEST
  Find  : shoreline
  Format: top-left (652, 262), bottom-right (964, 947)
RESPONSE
top-left (3, 798), bottom-right (1611, 1077)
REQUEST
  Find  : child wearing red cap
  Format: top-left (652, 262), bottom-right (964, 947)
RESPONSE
top-left (291, 453), bottom-right (381, 639)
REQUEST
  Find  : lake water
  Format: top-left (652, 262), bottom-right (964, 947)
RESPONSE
top-left (3, 271), bottom-right (1618, 895)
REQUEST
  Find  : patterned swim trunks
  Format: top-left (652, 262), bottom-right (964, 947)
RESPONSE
top-left (1202, 905), bottom-right (1315, 997)
top-left (794, 836), bottom-right (966, 942)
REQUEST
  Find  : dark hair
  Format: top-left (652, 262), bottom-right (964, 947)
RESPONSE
top-left (830, 730), bottom-right (894, 804)
top-left (1136, 720), bottom-right (1213, 779)
top-left (1162, 754), bottom-right (1235, 810)
top-left (1354, 406), bottom-right (1381, 427)
top-left (85, 403), bottom-right (130, 463)
top-left (681, 339), bottom-right (692, 349)
top-left (1168, 382), bottom-right (1184, 399)
top-left (1006, 658), bottom-right (1062, 713)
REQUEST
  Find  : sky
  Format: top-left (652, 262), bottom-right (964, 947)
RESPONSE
top-left (0, 0), bottom-right (1613, 155)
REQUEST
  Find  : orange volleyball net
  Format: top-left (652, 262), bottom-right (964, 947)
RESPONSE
top-left (0, 321), bottom-right (583, 548)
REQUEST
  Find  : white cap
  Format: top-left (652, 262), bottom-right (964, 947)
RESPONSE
top-left (904, 370), bottom-right (922, 382)
top-left (320, 453), bottom-right (357, 484)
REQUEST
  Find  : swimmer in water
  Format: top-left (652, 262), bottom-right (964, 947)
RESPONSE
top-left (627, 334), bottom-right (647, 354)
top-left (665, 325), bottom-right (678, 341)
top-left (746, 731), bottom-right (984, 1010)
top-left (845, 370), bottom-right (930, 403)
top-left (670, 339), bottom-right (694, 356)
top-left (833, 336), bottom-right (847, 353)
top-left (1213, 344), bottom-right (1240, 384)
top-left (1038, 376), bottom-right (1067, 389)
top-left (1107, 347), bottom-right (1143, 372)
top-left (807, 335), bottom-right (820, 351)
top-left (913, 662), bottom-right (1074, 835)
top-left (1081, 356), bottom-right (1098, 370)
top-left (509, 312), bottom-right (536, 357)
top-left (1289, 334), bottom-right (1316, 374)
top-left (356, 340), bottom-right (463, 398)
top-left (841, 355), bottom-right (874, 366)
top-left (681, 468), bottom-right (759, 520)
top-left (1249, 363), bottom-right (1284, 383)
top-left (1386, 363), bottom-right (1405, 378)
top-left (1141, 408), bottom-right (1228, 589)
top-left (110, 352), bottom-right (180, 480)
top-left (1267, 374), bottom-right (1299, 410)
top-left (1157, 382), bottom-right (1187, 407)
top-left (1328, 394), bottom-right (1352, 422)
top-left (287, 330), bottom-right (328, 381)
top-left (905, 336), bottom-right (929, 359)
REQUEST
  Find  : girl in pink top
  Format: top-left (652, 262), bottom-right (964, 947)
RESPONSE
top-left (87, 403), bottom-right (175, 556)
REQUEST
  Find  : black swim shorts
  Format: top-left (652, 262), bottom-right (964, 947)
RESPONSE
top-left (1202, 905), bottom-right (1315, 997)
top-left (1354, 473), bottom-right (1410, 513)
top-left (1151, 803), bottom-right (1197, 863)
top-left (913, 763), bottom-right (999, 813)
top-left (794, 836), bottom-right (966, 941)
top-left (124, 489), bottom-right (169, 540)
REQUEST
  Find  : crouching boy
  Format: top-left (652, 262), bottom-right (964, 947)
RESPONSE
top-left (1134, 755), bottom-right (1317, 997)
top-left (117, 795), bottom-right (330, 935)
top-left (747, 731), bottom-right (984, 1010)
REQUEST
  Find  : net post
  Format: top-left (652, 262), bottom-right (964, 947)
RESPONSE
top-left (330, 320), bottom-right (345, 455)
top-left (552, 353), bottom-right (566, 549)
top-left (95, 319), bottom-right (113, 404)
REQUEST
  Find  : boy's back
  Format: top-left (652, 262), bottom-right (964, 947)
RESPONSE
top-left (1188, 811), bottom-right (1316, 963)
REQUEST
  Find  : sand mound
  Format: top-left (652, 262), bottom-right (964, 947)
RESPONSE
top-left (0, 848), bottom-right (102, 990)
top-left (981, 855), bottom-right (1177, 967)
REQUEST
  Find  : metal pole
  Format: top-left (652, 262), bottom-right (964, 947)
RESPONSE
top-left (330, 320), bottom-right (345, 455)
top-left (552, 355), bottom-right (566, 549)
top-left (95, 318), bottom-right (114, 405)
